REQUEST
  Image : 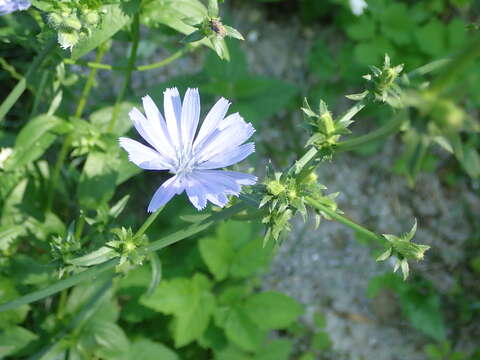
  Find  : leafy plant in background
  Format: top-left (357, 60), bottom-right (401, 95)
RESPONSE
top-left (0, 0), bottom-right (479, 359)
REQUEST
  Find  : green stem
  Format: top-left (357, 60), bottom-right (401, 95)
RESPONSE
top-left (406, 58), bottom-right (450, 79)
top-left (55, 288), bottom-right (68, 320)
top-left (430, 36), bottom-right (480, 95)
top-left (305, 197), bottom-right (383, 243)
top-left (46, 134), bottom-right (73, 212)
top-left (0, 202), bottom-right (247, 312)
top-left (134, 207), bottom-right (163, 239)
top-left (30, 70), bottom-right (50, 118)
top-left (107, 14), bottom-right (140, 133)
top-left (62, 46), bottom-right (193, 72)
top-left (75, 42), bottom-right (109, 118)
top-left (0, 37), bottom-right (56, 122)
top-left (46, 44), bottom-right (108, 212)
top-left (336, 114), bottom-right (405, 152)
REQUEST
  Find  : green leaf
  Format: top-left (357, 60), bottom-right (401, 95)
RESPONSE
top-left (222, 306), bottom-right (265, 352)
top-left (346, 16), bottom-right (376, 41)
top-left (89, 102), bottom-right (134, 136)
top-left (379, 3), bottom-right (414, 45)
top-left (141, 0), bottom-right (228, 57)
top-left (140, 273), bottom-right (215, 346)
top-left (230, 237), bottom-right (272, 279)
top-left (224, 25), bottom-right (244, 40)
top-left (198, 235), bottom-right (234, 281)
top-left (128, 338), bottom-right (178, 360)
top-left (414, 19), bottom-right (446, 57)
top-left (0, 225), bottom-right (24, 251)
top-left (253, 339), bottom-right (293, 360)
top-left (67, 246), bottom-right (118, 267)
top-left (399, 290), bottom-right (446, 341)
top-left (244, 291), bottom-right (303, 330)
top-left (182, 29), bottom-right (206, 43)
top-left (77, 150), bottom-right (119, 210)
top-left (4, 114), bottom-right (68, 170)
top-left (81, 319), bottom-right (130, 359)
top-left (0, 278), bottom-right (29, 328)
top-left (72, 1), bottom-right (141, 59)
top-left (0, 326), bottom-right (38, 357)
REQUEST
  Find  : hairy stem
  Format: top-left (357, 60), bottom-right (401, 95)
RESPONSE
top-left (336, 114), bottom-right (405, 152)
top-left (46, 44), bottom-right (108, 212)
top-left (0, 37), bottom-right (57, 122)
top-left (75, 42), bottom-right (109, 118)
top-left (63, 45), bottom-right (193, 72)
top-left (305, 197), bottom-right (383, 243)
top-left (430, 36), bottom-right (480, 95)
top-left (107, 14), bottom-right (140, 133)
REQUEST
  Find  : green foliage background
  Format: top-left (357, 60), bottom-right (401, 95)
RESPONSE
top-left (0, 0), bottom-right (479, 359)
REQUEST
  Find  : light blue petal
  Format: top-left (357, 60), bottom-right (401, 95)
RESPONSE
top-left (193, 97), bottom-right (230, 151)
top-left (119, 137), bottom-right (172, 170)
top-left (197, 142), bottom-right (255, 170)
top-left (195, 113), bottom-right (255, 163)
top-left (147, 175), bottom-right (184, 212)
top-left (163, 88), bottom-right (182, 150)
top-left (181, 88), bottom-right (200, 150)
top-left (185, 175), bottom-right (207, 210)
top-left (141, 95), bottom-right (176, 158)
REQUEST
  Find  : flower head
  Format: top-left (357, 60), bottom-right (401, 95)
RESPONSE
top-left (119, 88), bottom-right (257, 212)
top-left (349, 0), bottom-right (367, 16)
top-left (0, 0), bottom-right (31, 15)
top-left (0, 147), bottom-right (13, 169)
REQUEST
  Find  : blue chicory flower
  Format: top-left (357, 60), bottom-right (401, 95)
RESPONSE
top-left (119, 88), bottom-right (257, 212)
top-left (0, 0), bottom-right (31, 15)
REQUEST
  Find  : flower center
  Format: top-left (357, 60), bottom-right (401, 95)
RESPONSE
top-left (173, 148), bottom-right (196, 177)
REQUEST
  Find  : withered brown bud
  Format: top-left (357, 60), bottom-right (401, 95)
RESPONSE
top-left (209, 18), bottom-right (226, 38)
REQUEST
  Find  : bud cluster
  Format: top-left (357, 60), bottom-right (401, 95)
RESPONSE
top-left (107, 227), bottom-right (147, 272)
top-left (260, 168), bottom-right (334, 245)
top-left (181, 0), bottom-right (244, 59)
top-left (47, 4), bottom-right (103, 50)
top-left (302, 99), bottom-right (354, 158)
top-left (376, 220), bottom-right (430, 280)
top-left (348, 54), bottom-right (404, 105)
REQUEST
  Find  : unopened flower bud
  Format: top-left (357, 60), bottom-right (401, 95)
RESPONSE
top-left (267, 180), bottom-right (285, 196)
top-left (82, 10), bottom-right (100, 26)
top-left (58, 30), bottom-right (79, 51)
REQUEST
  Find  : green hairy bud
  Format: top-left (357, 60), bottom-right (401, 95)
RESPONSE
top-left (58, 30), bottom-right (79, 51)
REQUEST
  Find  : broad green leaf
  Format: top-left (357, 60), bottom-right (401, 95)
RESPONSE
top-left (67, 246), bottom-right (117, 267)
top-left (244, 291), bottom-right (303, 330)
top-left (0, 225), bottom-right (24, 251)
top-left (346, 16), bottom-right (376, 41)
top-left (222, 306), bottom-right (265, 352)
top-left (89, 102), bottom-right (134, 136)
top-left (77, 150), bottom-right (119, 210)
top-left (128, 338), bottom-right (178, 360)
top-left (230, 237), bottom-right (272, 279)
top-left (80, 319), bottom-right (130, 359)
top-left (0, 278), bottom-right (29, 328)
top-left (72, 1), bottom-right (141, 59)
top-left (253, 339), bottom-right (293, 360)
top-left (379, 3), bottom-right (413, 45)
top-left (140, 273), bottom-right (215, 346)
top-left (414, 19), bottom-right (446, 57)
top-left (399, 290), bottom-right (446, 341)
top-left (141, 0), bottom-right (229, 59)
top-left (0, 326), bottom-right (38, 357)
top-left (4, 114), bottom-right (68, 170)
top-left (198, 235), bottom-right (234, 281)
